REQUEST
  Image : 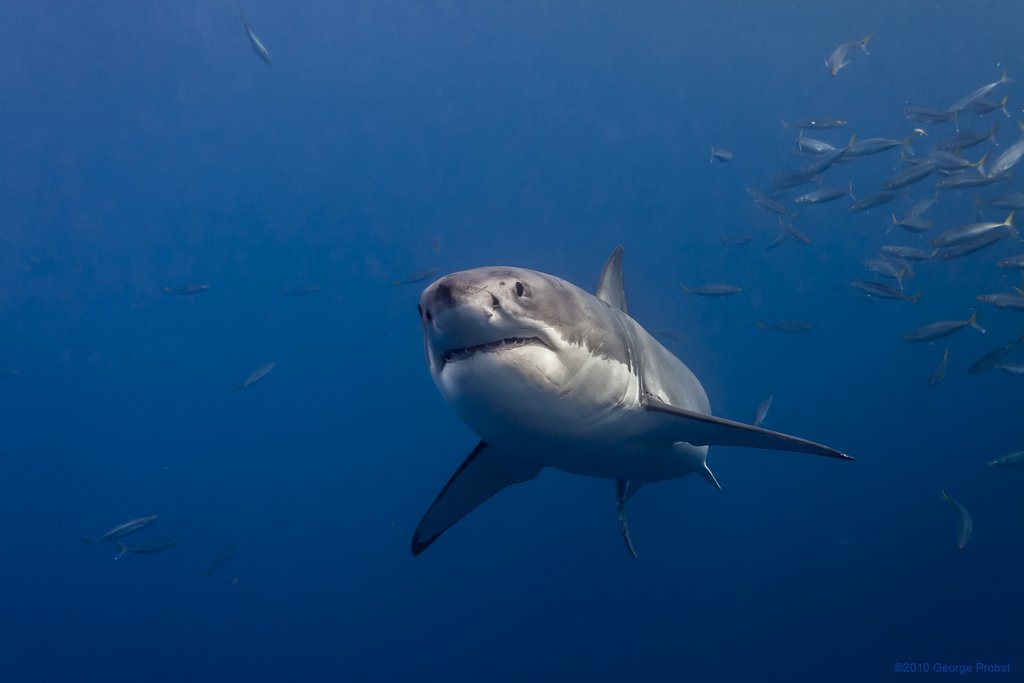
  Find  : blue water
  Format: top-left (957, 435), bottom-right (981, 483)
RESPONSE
top-left (1, 3), bottom-right (1022, 681)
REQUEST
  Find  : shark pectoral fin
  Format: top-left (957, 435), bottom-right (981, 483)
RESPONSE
top-left (595, 245), bottom-right (629, 314)
top-left (412, 441), bottom-right (542, 556)
top-left (615, 479), bottom-right (641, 559)
top-left (644, 395), bottom-right (852, 461)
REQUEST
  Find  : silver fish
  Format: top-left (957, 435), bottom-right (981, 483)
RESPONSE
top-left (794, 183), bottom-right (852, 204)
top-left (850, 280), bottom-right (921, 302)
top-left (940, 491), bottom-right (972, 550)
top-left (986, 451), bottom-right (1024, 467)
top-left (82, 515), bottom-right (158, 544)
top-left (903, 311), bottom-right (985, 342)
top-left (393, 267), bottom-right (440, 286)
top-left (937, 123), bottom-right (998, 152)
top-left (747, 187), bottom-right (794, 218)
top-left (966, 95), bottom-right (1010, 118)
top-left (242, 15), bottom-right (272, 65)
top-left (845, 132), bottom-right (919, 158)
top-left (986, 135), bottom-right (1024, 178)
top-left (904, 106), bottom-right (958, 124)
top-left (936, 170), bottom-right (1010, 190)
top-left (928, 150), bottom-right (987, 172)
top-left (235, 362), bottom-right (276, 389)
top-left (937, 229), bottom-right (1013, 260)
top-left (681, 284), bottom-right (742, 297)
top-left (115, 536), bottom-right (183, 560)
top-left (849, 191), bottom-right (906, 212)
top-left (710, 147), bottom-right (733, 163)
top-left (968, 335), bottom-right (1024, 374)
top-left (779, 219), bottom-right (811, 244)
top-left (947, 69), bottom-right (1011, 114)
top-left (978, 192), bottom-right (1024, 210)
top-left (881, 245), bottom-right (936, 261)
top-left (883, 160), bottom-right (936, 190)
top-left (996, 363), bottom-right (1024, 376)
top-left (976, 291), bottom-right (1024, 311)
top-left (765, 232), bottom-right (790, 251)
top-left (825, 33), bottom-right (874, 76)
top-left (793, 130), bottom-right (836, 155)
top-left (928, 348), bottom-right (949, 387)
top-left (202, 537), bottom-right (244, 577)
top-left (753, 395), bottom-right (773, 428)
top-left (864, 258), bottom-right (907, 286)
top-left (890, 212), bottom-right (933, 233)
top-left (996, 253), bottom-right (1024, 269)
top-left (929, 211), bottom-right (1015, 247)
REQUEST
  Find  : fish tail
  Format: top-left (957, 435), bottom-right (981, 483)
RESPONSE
top-left (780, 119), bottom-right (792, 129)
top-left (1000, 67), bottom-right (1012, 84)
top-left (114, 542), bottom-right (128, 560)
top-left (233, 383), bottom-right (243, 390)
top-left (998, 95), bottom-right (1010, 118)
top-left (968, 310), bottom-right (986, 334)
top-left (80, 536), bottom-right (97, 545)
top-left (161, 286), bottom-right (172, 294)
top-left (681, 285), bottom-right (691, 293)
top-left (858, 32), bottom-right (874, 52)
top-left (973, 151), bottom-right (989, 174)
top-left (909, 292), bottom-right (923, 303)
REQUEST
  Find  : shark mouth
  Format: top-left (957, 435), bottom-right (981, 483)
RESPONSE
top-left (442, 336), bottom-right (546, 365)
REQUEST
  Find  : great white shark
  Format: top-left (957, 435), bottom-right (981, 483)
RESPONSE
top-left (412, 246), bottom-right (851, 556)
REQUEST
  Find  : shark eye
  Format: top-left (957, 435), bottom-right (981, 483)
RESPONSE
top-left (515, 281), bottom-right (525, 297)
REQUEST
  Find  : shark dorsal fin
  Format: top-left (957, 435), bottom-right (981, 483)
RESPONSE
top-left (596, 245), bottom-right (628, 314)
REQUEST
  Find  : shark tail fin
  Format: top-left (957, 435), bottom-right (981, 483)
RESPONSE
top-left (114, 542), bottom-right (128, 560)
top-left (412, 442), bottom-right (542, 555)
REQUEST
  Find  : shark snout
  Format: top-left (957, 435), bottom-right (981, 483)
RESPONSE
top-left (420, 276), bottom-right (501, 324)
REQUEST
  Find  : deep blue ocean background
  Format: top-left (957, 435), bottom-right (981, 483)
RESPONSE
top-left (1, 2), bottom-right (1022, 681)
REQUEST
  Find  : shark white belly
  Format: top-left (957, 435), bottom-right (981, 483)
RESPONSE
top-left (412, 246), bottom-right (851, 556)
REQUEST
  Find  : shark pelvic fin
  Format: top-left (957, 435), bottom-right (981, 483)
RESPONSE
top-left (412, 441), bottom-right (542, 555)
top-left (616, 479), bottom-right (641, 559)
top-left (595, 245), bottom-right (629, 314)
top-left (643, 394), bottom-right (852, 461)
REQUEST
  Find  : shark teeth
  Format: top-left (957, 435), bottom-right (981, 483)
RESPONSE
top-left (443, 336), bottom-right (543, 364)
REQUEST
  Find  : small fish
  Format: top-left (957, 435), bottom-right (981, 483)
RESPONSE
top-left (996, 363), bottom-right (1024, 376)
top-left (0, 370), bottom-right (18, 379)
top-left (976, 291), bottom-right (1024, 311)
top-left (82, 515), bottom-right (158, 544)
top-left (996, 253), bottom-right (1024, 269)
top-left (115, 536), bottom-right (183, 560)
top-left (764, 232), bottom-right (790, 251)
top-left (928, 348), bottom-right (950, 387)
top-left (825, 32), bottom-right (874, 76)
top-left (234, 362), bottom-right (275, 389)
top-left (883, 160), bottom-right (936, 190)
top-left (947, 69), bottom-right (1011, 114)
top-left (937, 230), bottom-right (1014, 260)
top-left (757, 320), bottom-right (813, 333)
top-left (794, 183), bottom-right (852, 204)
top-left (967, 334), bottom-right (1024, 374)
top-left (849, 191), bottom-right (906, 212)
top-left (904, 106), bottom-right (958, 124)
top-left (903, 311), bottom-right (985, 343)
top-left (929, 211), bottom-right (1016, 247)
top-left (850, 280), bottom-right (921, 302)
top-left (770, 170), bottom-right (821, 191)
top-left (202, 537), bottom-right (244, 577)
top-left (710, 147), bottom-right (733, 163)
top-left (782, 117), bottom-right (848, 130)
top-left (890, 212), bottom-right (933, 233)
top-left (681, 284), bottom-right (742, 297)
top-left (928, 150), bottom-right (987, 172)
top-left (940, 490), bottom-right (972, 550)
top-left (393, 267), bottom-right (440, 286)
top-left (937, 122), bottom-right (999, 152)
top-left (241, 15), bottom-right (272, 65)
top-left (935, 170), bottom-right (1010, 190)
top-left (282, 285), bottom-right (321, 296)
top-left (986, 451), bottom-right (1024, 467)
top-left (793, 130), bottom-right (836, 155)
top-left (846, 132), bottom-right (919, 158)
top-left (965, 94), bottom-right (1010, 118)
top-left (753, 395), bottom-right (773, 428)
top-left (746, 187), bottom-right (794, 218)
top-left (978, 192), bottom-right (1024, 210)
top-left (986, 135), bottom-right (1024, 178)
top-left (864, 259), bottom-right (907, 288)
top-left (779, 218), bottom-right (811, 244)
top-left (163, 284), bottom-right (210, 296)
top-left (880, 245), bottom-right (936, 261)
top-left (721, 235), bottom-right (752, 246)
top-left (908, 197), bottom-right (938, 216)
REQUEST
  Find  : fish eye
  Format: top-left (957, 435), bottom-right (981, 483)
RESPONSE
top-left (515, 281), bottom-right (525, 297)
